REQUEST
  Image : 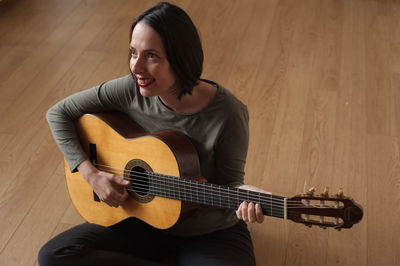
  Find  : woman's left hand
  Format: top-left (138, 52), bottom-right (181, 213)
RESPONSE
top-left (235, 184), bottom-right (269, 224)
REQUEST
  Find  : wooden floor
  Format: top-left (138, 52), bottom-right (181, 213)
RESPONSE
top-left (0, 0), bottom-right (399, 265)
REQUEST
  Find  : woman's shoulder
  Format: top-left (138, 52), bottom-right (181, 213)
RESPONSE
top-left (102, 74), bottom-right (136, 90)
top-left (208, 80), bottom-right (248, 117)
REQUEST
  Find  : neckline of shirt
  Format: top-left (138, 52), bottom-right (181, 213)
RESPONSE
top-left (156, 79), bottom-right (221, 117)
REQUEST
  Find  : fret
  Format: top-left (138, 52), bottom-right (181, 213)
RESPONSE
top-left (182, 179), bottom-right (187, 202)
top-left (227, 187), bottom-right (231, 209)
top-left (283, 198), bottom-right (287, 220)
top-left (190, 179), bottom-right (197, 203)
top-left (210, 183), bottom-right (219, 207)
top-left (188, 179), bottom-right (192, 203)
top-left (219, 186), bottom-right (221, 208)
top-left (148, 172), bottom-right (155, 195)
top-left (162, 174), bottom-right (167, 198)
top-left (203, 182), bottom-right (207, 205)
top-left (195, 181), bottom-right (199, 204)
top-left (214, 185), bottom-right (220, 207)
top-left (231, 188), bottom-right (239, 209)
top-left (174, 177), bottom-right (180, 200)
top-left (182, 178), bottom-right (187, 201)
top-left (220, 186), bottom-right (228, 209)
top-left (198, 181), bottom-right (204, 204)
top-left (167, 176), bottom-right (173, 199)
top-left (150, 172), bottom-right (157, 195)
top-left (236, 188), bottom-right (239, 209)
top-left (210, 184), bottom-right (214, 206)
top-left (238, 188), bottom-right (247, 206)
top-left (202, 182), bottom-right (206, 205)
top-left (176, 177), bottom-right (181, 202)
top-left (169, 178), bottom-right (179, 199)
top-left (269, 194), bottom-right (273, 217)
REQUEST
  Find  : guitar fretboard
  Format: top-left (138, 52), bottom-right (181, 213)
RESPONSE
top-left (135, 171), bottom-right (286, 219)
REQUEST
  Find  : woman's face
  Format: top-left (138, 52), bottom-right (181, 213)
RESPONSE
top-left (129, 21), bottom-right (177, 98)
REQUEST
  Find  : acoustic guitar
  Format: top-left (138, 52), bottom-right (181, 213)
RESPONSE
top-left (65, 112), bottom-right (363, 230)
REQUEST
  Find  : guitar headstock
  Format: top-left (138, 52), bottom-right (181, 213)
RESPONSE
top-left (287, 187), bottom-right (363, 230)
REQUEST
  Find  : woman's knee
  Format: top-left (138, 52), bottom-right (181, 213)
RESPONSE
top-left (38, 241), bottom-right (57, 266)
top-left (38, 241), bottom-right (87, 266)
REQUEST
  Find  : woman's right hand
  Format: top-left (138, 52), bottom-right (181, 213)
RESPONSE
top-left (77, 160), bottom-right (131, 208)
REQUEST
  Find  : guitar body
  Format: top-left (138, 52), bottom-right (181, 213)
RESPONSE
top-left (65, 112), bottom-right (201, 229)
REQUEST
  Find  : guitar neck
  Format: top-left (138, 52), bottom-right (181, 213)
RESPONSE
top-left (143, 172), bottom-right (287, 219)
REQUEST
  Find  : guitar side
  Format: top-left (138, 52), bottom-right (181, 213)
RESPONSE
top-left (64, 112), bottom-right (201, 229)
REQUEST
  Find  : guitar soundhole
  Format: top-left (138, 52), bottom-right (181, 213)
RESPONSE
top-left (124, 159), bottom-right (154, 203)
top-left (130, 166), bottom-right (149, 196)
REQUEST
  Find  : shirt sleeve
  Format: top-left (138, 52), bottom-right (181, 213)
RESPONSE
top-left (214, 104), bottom-right (249, 188)
top-left (46, 75), bottom-right (135, 172)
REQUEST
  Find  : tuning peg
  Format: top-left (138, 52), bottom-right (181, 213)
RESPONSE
top-left (336, 188), bottom-right (344, 198)
top-left (306, 187), bottom-right (316, 196)
top-left (321, 187), bottom-right (329, 197)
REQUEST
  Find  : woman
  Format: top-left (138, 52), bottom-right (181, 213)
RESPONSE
top-left (39, 2), bottom-right (267, 265)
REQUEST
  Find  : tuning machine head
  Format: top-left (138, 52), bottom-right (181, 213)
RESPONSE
top-left (336, 188), bottom-right (344, 198)
top-left (306, 186), bottom-right (316, 197)
top-left (320, 187), bottom-right (329, 198)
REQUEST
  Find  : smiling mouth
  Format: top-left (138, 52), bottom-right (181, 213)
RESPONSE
top-left (137, 78), bottom-right (155, 88)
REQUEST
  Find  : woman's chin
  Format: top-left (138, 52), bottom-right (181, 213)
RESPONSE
top-left (139, 87), bottom-right (155, 97)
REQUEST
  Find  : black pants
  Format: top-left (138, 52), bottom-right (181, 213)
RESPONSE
top-left (38, 218), bottom-right (256, 266)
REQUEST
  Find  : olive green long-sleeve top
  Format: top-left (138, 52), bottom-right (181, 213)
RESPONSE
top-left (47, 74), bottom-right (249, 236)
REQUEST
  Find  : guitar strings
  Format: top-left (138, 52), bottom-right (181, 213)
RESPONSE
top-left (99, 166), bottom-right (337, 214)
top-left (95, 163), bottom-right (294, 207)
top-left (94, 163), bottom-right (333, 210)
top-left (95, 163), bottom-right (331, 209)
top-left (95, 166), bottom-right (294, 214)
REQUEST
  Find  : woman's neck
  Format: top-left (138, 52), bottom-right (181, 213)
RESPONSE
top-left (159, 80), bottom-right (216, 115)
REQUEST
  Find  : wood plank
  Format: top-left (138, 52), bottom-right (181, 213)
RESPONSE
top-left (0, 133), bottom-right (14, 155)
top-left (0, 46), bottom-right (31, 88)
top-left (279, 1), bottom-right (331, 265)
top-left (196, 0), bottom-right (245, 84)
top-left (0, 120), bottom-right (49, 198)
top-left (367, 136), bottom-right (400, 266)
top-left (393, 73), bottom-right (400, 139)
top-left (364, 0), bottom-right (394, 136)
top-left (388, 1), bottom-right (400, 139)
top-left (0, 132), bottom-right (62, 252)
top-left (327, 0), bottom-right (368, 265)
top-left (0, 2), bottom-right (127, 133)
top-left (0, 163), bottom-right (71, 265)
top-left (0, 1), bottom-right (102, 114)
top-left (61, 203), bottom-right (85, 225)
top-left (225, 0), bottom-right (279, 103)
top-left (309, 0), bottom-right (343, 92)
top-left (244, 2), bottom-right (303, 265)
top-left (0, 48), bottom-right (113, 254)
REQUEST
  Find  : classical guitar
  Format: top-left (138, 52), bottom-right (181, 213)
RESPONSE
top-left (65, 112), bottom-right (363, 230)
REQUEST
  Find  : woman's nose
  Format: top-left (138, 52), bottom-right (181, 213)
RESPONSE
top-left (130, 56), bottom-right (144, 74)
